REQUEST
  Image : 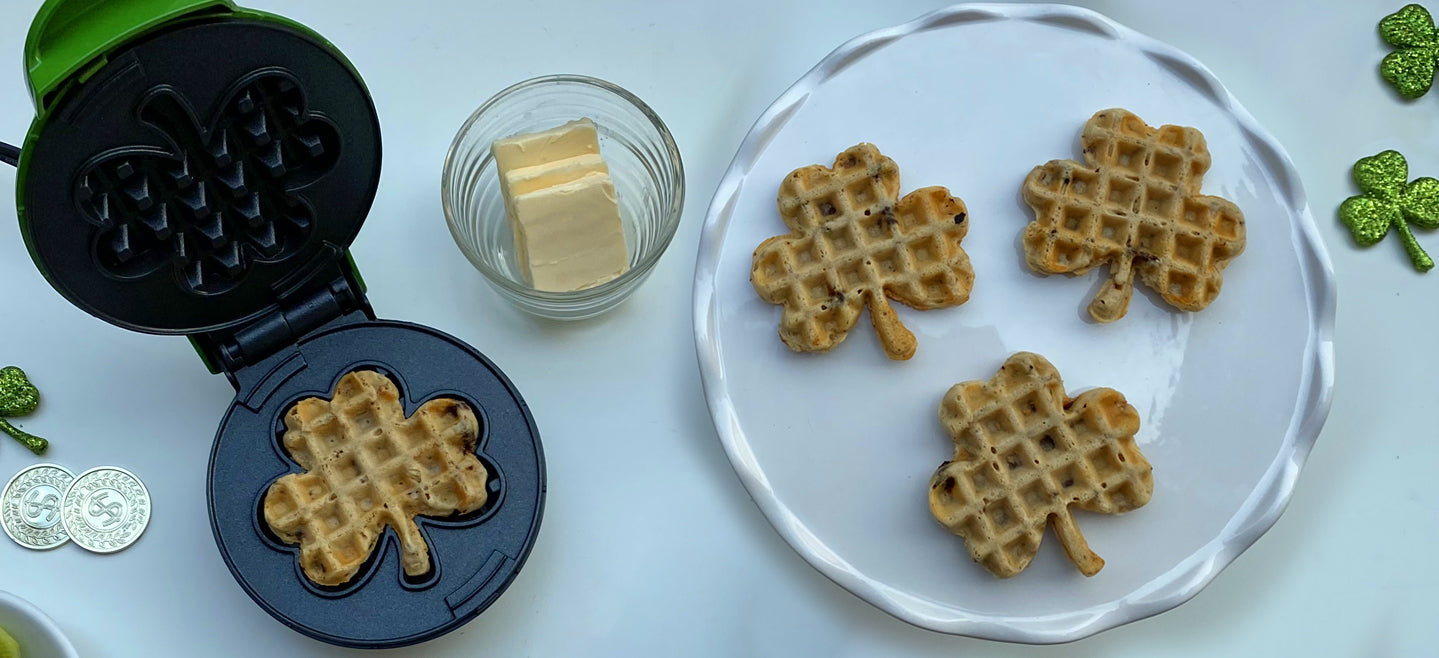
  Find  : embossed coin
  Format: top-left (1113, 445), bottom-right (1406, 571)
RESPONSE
top-left (2, 463), bottom-right (75, 550)
top-left (61, 467), bottom-right (150, 554)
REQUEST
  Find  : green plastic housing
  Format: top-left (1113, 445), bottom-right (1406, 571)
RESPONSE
top-left (25, 0), bottom-right (236, 114)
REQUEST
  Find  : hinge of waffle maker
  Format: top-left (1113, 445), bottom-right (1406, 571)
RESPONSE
top-left (192, 253), bottom-right (373, 379)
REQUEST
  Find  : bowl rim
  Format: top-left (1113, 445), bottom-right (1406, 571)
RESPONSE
top-left (441, 74), bottom-right (685, 302)
top-left (0, 590), bottom-right (79, 658)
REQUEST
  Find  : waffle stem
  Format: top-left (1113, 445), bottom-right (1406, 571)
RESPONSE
top-left (1088, 253), bottom-right (1136, 323)
top-left (866, 293), bottom-right (917, 360)
top-left (1051, 510), bottom-right (1104, 577)
top-left (1394, 221), bottom-right (1435, 272)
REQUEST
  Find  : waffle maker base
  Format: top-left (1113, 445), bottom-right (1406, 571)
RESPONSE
top-left (210, 317), bottom-right (545, 648)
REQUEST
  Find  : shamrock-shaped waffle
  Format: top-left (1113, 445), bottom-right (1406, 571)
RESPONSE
top-left (1380, 4), bottom-right (1439, 99)
top-left (0, 366), bottom-right (48, 455)
top-left (1021, 109), bottom-right (1246, 323)
top-left (263, 371), bottom-right (490, 586)
top-left (750, 143), bottom-right (974, 360)
top-left (1339, 150), bottom-right (1439, 271)
top-left (928, 353), bottom-right (1153, 578)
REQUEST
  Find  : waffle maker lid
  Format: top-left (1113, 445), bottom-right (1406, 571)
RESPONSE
top-left (13, 1), bottom-right (545, 648)
top-left (18, 0), bottom-right (379, 335)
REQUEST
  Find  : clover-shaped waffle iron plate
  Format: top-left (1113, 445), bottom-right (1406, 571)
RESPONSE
top-left (693, 3), bottom-right (1334, 644)
top-left (21, 18), bottom-right (377, 334)
top-left (211, 321), bottom-right (543, 648)
top-left (78, 71), bottom-right (338, 297)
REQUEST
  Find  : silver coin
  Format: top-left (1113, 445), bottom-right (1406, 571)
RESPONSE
top-left (2, 463), bottom-right (76, 550)
top-left (61, 466), bottom-right (151, 554)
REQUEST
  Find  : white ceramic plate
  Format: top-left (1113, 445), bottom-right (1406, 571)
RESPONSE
top-left (0, 591), bottom-right (78, 658)
top-left (692, 3), bottom-right (1335, 644)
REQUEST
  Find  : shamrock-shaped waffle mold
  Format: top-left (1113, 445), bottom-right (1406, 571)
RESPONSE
top-left (75, 70), bottom-right (338, 296)
top-left (1339, 150), bottom-right (1439, 272)
top-left (1380, 4), bottom-right (1439, 99)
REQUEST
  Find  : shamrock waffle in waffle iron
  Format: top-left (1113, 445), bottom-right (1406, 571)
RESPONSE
top-left (263, 370), bottom-right (490, 587)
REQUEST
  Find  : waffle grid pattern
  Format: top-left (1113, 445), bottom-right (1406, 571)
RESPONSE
top-left (263, 371), bottom-right (489, 587)
top-left (929, 353), bottom-right (1153, 578)
top-left (76, 73), bottom-right (337, 295)
top-left (1022, 109), bottom-right (1245, 321)
top-left (751, 144), bottom-right (973, 358)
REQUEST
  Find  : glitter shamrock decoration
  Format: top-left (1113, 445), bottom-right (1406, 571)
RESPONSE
top-left (1339, 150), bottom-right (1439, 272)
top-left (1379, 4), bottom-right (1439, 99)
top-left (0, 366), bottom-right (49, 455)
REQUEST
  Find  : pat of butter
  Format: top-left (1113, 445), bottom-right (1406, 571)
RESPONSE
top-left (491, 118), bottom-right (600, 172)
top-left (510, 171), bottom-right (629, 292)
top-left (505, 153), bottom-right (608, 196)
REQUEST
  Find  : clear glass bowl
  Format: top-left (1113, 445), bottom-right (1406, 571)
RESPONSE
top-left (442, 75), bottom-right (684, 320)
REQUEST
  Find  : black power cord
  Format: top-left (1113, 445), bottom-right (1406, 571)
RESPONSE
top-left (0, 141), bottom-right (17, 167)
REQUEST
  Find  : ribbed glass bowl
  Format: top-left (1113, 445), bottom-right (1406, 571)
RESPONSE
top-left (442, 75), bottom-right (684, 320)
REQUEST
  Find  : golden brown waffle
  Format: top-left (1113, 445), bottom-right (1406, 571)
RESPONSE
top-left (1021, 109), bottom-right (1246, 323)
top-left (928, 352), bottom-right (1153, 578)
top-left (263, 370), bottom-right (489, 587)
top-left (751, 143), bottom-right (974, 360)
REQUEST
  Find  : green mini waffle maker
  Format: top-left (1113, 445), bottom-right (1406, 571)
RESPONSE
top-left (3, 0), bottom-right (546, 648)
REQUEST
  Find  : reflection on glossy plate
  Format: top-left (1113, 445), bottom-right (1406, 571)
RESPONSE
top-left (692, 3), bottom-right (1335, 644)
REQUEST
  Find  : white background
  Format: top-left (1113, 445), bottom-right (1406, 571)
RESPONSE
top-left (0, 0), bottom-right (1432, 656)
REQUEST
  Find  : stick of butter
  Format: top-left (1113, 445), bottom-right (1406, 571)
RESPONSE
top-left (492, 119), bottom-right (629, 292)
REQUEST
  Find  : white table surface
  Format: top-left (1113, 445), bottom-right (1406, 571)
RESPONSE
top-left (0, 0), bottom-right (1432, 655)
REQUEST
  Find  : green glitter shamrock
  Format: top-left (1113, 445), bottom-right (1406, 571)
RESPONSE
top-left (1380, 4), bottom-right (1439, 98)
top-left (0, 366), bottom-right (48, 455)
top-left (1339, 150), bottom-right (1439, 272)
